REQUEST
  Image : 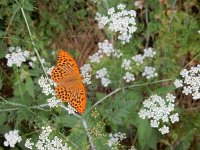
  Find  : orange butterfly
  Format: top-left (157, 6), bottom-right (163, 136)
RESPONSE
top-left (51, 50), bottom-right (86, 114)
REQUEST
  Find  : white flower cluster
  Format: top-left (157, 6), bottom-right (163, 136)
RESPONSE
top-left (138, 94), bottom-right (179, 134)
top-left (38, 75), bottom-right (56, 96)
top-left (132, 47), bottom-right (156, 66)
top-left (95, 4), bottom-right (137, 44)
top-left (4, 130), bottom-right (22, 148)
top-left (65, 104), bottom-right (76, 114)
top-left (5, 46), bottom-right (30, 67)
top-left (108, 132), bottom-right (126, 149)
top-left (25, 126), bottom-right (71, 150)
top-left (174, 65), bottom-right (200, 100)
top-left (96, 68), bottom-right (111, 87)
top-left (123, 72), bottom-right (135, 83)
top-left (80, 64), bottom-right (92, 85)
top-left (142, 66), bottom-right (158, 79)
top-left (89, 40), bottom-right (122, 63)
top-left (47, 96), bottom-right (60, 108)
top-left (122, 59), bottom-right (132, 70)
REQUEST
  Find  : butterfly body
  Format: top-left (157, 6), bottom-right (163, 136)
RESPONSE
top-left (51, 50), bottom-right (86, 114)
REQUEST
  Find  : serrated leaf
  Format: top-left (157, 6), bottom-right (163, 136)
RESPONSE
top-left (25, 77), bottom-right (35, 98)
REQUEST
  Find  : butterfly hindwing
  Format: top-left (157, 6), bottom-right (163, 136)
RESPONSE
top-left (55, 83), bottom-right (86, 114)
top-left (68, 83), bottom-right (86, 114)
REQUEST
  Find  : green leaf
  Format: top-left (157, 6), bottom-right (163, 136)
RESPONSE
top-left (25, 77), bottom-right (35, 98)
top-left (135, 116), bottom-right (159, 150)
top-left (0, 113), bottom-right (7, 126)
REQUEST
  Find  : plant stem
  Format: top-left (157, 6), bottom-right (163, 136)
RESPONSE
top-left (20, 6), bottom-right (48, 78)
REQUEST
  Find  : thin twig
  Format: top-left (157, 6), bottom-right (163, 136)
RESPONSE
top-left (168, 0), bottom-right (177, 32)
top-left (19, 5), bottom-right (48, 78)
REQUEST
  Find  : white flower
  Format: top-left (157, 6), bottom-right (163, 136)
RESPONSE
top-left (47, 66), bottom-right (55, 75)
top-left (4, 130), bottom-right (22, 148)
top-left (89, 52), bottom-right (102, 63)
top-left (170, 113), bottom-right (179, 123)
top-left (112, 49), bottom-right (123, 58)
top-left (26, 126), bottom-right (71, 150)
top-left (143, 47), bottom-right (156, 58)
top-left (96, 68), bottom-right (108, 79)
top-left (142, 66), bottom-right (158, 79)
top-left (108, 7), bottom-right (115, 15)
top-left (38, 75), bottom-right (56, 96)
top-left (5, 46), bottom-right (30, 67)
top-left (122, 59), bottom-right (132, 70)
top-left (123, 72), bottom-right (135, 82)
top-left (101, 77), bottom-right (111, 87)
top-left (175, 65), bottom-right (200, 100)
top-left (96, 68), bottom-right (111, 87)
top-left (129, 146), bottom-right (137, 150)
top-left (25, 138), bottom-right (34, 149)
top-left (138, 94), bottom-right (179, 134)
top-left (174, 79), bottom-right (183, 88)
top-left (159, 125), bottom-right (169, 135)
top-left (98, 40), bottom-right (115, 56)
top-left (117, 4), bottom-right (126, 10)
top-left (108, 132), bottom-right (126, 148)
top-left (47, 96), bottom-right (60, 108)
top-left (80, 64), bottom-right (92, 84)
top-left (65, 104), bottom-right (76, 114)
top-left (134, 0), bottom-right (143, 9)
top-left (95, 4), bottom-right (137, 43)
top-left (132, 54), bottom-right (145, 66)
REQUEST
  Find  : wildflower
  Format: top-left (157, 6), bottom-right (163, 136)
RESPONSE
top-left (5, 46), bottom-right (30, 67)
top-left (138, 93), bottom-right (179, 134)
top-left (25, 126), bottom-right (71, 150)
top-left (89, 52), bottom-right (102, 63)
top-left (47, 96), bottom-right (60, 108)
top-left (95, 4), bottom-right (137, 44)
top-left (38, 75), bottom-right (56, 96)
top-left (108, 132), bottom-right (126, 148)
top-left (142, 66), bottom-right (158, 79)
top-left (65, 104), bottom-right (76, 114)
top-left (134, 0), bottom-right (143, 9)
top-left (47, 66), bottom-right (55, 75)
top-left (98, 40), bottom-right (115, 56)
top-left (132, 54), bottom-right (145, 66)
top-left (96, 68), bottom-right (111, 87)
top-left (174, 65), bottom-right (200, 100)
top-left (143, 47), bottom-right (156, 58)
top-left (174, 79), bottom-right (183, 88)
top-left (112, 49), bottom-right (123, 58)
top-left (80, 64), bottom-right (92, 84)
top-left (159, 125), bottom-right (169, 135)
top-left (123, 72), bottom-right (135, 83)
top-left (122, 59), bottom-right (132, 70)
top-left (96, 68), bottom-right (108, 79)
top-left (101, 77), bottom-right (111, 87)
top-left (25, 138), bottom-right (34, 149)
top-left (4, 130), bottom-right (22, 148)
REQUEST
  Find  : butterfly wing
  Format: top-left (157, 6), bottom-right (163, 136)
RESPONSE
top-left (51, 49), bottom-right (86, 114)
top-left (56, 82), bottom-right (86, 114)
top-left (57, 50), bottom-right (80, 75)
top-left (51, 50), bottom-right (79, 83)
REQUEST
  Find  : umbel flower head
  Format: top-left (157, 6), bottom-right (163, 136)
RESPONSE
top-left (4, 130), bottom-right (22, 148)
top-left (5, 46), bottom-right (30, 67)
top-left (174, 64), bottom-right (200, 100)
top-left (95, 4), bottom-right (137, 44)
top-left (25, 126), bottom-right (71, 150)
top-left (138, 93), bottom-right (179, 134)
